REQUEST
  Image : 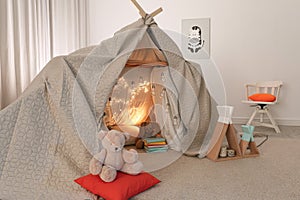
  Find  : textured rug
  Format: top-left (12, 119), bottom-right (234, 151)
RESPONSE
top-left (131, 125), bottom-right (300, 200)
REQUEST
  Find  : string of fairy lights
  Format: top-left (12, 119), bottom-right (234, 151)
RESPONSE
top-left (106, 71), bottom-right (179, 127)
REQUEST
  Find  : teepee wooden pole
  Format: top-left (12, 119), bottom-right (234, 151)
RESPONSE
top-left (149, 7), bottom-right (163, 18)
top-left (131, 0), bottom-right (146, 18)
top-left (131, 0), bottom-right (163, 18)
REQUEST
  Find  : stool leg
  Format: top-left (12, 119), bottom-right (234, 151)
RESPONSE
top-left (265, 109), bottom-right (281, 133)
top-left (260, 112), bottom-right (264, 123)
top-left (247, 108), bottom-right (258, 125)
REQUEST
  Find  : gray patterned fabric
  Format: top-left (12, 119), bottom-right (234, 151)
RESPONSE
top-left (0, 16), bottom-right (217, 199)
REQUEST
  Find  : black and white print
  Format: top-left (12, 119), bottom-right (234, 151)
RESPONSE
top-left (182, 18), bottom-right (210, 59)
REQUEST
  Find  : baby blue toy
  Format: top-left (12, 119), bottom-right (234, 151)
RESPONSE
top-left (241, 125), bottom-right (255, 142)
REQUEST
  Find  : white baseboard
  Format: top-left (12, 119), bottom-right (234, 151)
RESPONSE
top-left (232, 117), bottom-right (300, 126)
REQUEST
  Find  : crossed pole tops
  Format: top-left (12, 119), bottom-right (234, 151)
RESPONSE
top-left (131, 0), bottom-right (163, 18)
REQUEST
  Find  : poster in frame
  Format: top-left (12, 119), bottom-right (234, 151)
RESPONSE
top-left (181, 18), bottom-right (210, 59)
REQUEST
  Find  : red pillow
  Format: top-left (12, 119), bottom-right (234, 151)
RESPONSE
top-left (74, 172), bottom-right (160, 200)
top-left (248, 93), bottom-right (276, 102)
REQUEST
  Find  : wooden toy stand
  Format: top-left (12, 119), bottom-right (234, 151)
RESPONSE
top-left (240, 140), bottom-right (260, 158)
top-left (239, 125), bottom-right (260, 158)
top-left (206, 106), bottom-right (259, 162)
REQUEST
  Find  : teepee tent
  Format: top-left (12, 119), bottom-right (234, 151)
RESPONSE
top-left (0, 2), bottom-right (217, 199)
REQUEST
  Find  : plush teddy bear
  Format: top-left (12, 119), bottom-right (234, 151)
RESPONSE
top-left (135, 122), bottom-right (162, 149)
top-left (89, 130), bottom-right (143, 182)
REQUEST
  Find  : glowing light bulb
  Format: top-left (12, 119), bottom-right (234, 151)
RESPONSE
top-left (173, 116), bottom-right (178, 126)
top-left (160, 88), bottom-right (165, 98)
top-left (151, 85), bottom-right (156, 96)
top-left (165, 103), bottom-right (170, 113)
top-left (161, 72), bottom-right (166, 82)
top-left (131, 81), bottom-right (135, 89)
top-left (144, 87), bottom-right (149, 93)
top-left (139, 76), bottom-right (144, 83)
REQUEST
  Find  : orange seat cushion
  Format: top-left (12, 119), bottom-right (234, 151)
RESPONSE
top-left (248, 93), bottom-right (276, 102)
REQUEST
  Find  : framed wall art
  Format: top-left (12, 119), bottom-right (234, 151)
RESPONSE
top-left (182, 18), bottom-right (211, 59)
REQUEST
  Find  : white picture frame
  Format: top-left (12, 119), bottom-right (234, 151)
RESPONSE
top-left (181, 18), bottom-right (211, 59)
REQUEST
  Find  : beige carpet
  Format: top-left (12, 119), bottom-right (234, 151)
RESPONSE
top-left (132, 125), bottom-right (300, 200)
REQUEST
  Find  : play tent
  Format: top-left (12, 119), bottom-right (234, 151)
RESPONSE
top-left (0, 7), bottom-right (217, 200)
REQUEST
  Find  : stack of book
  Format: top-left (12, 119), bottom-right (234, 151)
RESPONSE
top-left (143, 138), bottom-right (168, 153)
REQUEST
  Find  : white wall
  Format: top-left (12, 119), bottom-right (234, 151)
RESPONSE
top-left (88, 0), bottom-right (300, 125)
